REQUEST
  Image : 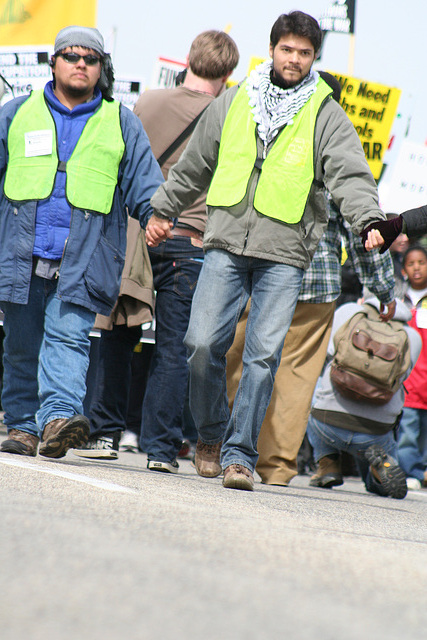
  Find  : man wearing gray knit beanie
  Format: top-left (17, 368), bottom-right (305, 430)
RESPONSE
top-left (0, 25), bottom-right (163, 460)
top-left (52, 25), bottom-right (114, 100)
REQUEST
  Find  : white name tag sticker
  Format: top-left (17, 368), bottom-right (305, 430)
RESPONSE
top-left (416, 307), bottom-right (427, 329)
top-left (25, 130), bottom-right (53, 157)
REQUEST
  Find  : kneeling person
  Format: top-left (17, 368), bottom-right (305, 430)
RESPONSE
top-left (307, 299), bottom-right (421, 499)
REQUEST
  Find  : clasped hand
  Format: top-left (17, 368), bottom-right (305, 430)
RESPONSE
top-left (145, 214), bottom-right (173, 247)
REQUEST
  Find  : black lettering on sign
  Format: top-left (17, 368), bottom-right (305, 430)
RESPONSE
top-left (363, 142), bottom-right (382, 160)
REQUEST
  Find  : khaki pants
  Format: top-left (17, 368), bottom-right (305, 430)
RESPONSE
top-left (227, 300), bottom-right (335, 485)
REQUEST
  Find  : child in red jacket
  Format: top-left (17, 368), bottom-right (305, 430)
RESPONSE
top-left (399, 245), bottom-right (427, 490)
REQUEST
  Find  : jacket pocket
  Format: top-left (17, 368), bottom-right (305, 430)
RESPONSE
top-left (84, 235), bottom-right (125, 307)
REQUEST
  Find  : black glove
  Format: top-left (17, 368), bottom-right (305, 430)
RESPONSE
top-left (360, 216), bottom-right (402, 253)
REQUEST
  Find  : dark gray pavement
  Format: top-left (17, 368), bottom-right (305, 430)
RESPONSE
top-left (0, 426), bottom-right (426, 640)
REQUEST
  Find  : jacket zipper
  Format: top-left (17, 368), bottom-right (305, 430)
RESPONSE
top-left (55, 207), bottom-right (75, 279)
top-left (55, 235), bottom-right (68, 280)
top-left (244, 140), bottom-right (268, 250)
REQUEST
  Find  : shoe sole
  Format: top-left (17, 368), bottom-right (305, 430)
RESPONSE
top-left (223, 476), bottom-right (254, 491)
top-left (72, 449), bottom-right (118, 460)
top-left (365, 447), bottom-right (407, 499)
top-left (0, 440), bottom-right (37, 457)
top-left (39, 417), bottom-right (90, 459)
top-left (147, 461), bottom-right (179, 474)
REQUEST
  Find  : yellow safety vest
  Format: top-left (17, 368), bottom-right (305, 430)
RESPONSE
top-left (4, 89), bottom-right (125, 214)
top-left (206, 79), bottom-right (332, 223)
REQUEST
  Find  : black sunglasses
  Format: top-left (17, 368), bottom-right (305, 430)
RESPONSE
top-left (57, 52), bottom-right (101, 66)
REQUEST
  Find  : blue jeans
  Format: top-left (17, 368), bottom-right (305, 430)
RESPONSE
top-left (307, 414), bottom-right (398, 496)
top-left (185, 249), bottom-right (303, 473)
top-left (397, 407), bottom-right (427, 482)
top-left (141, 237), bottom-right (203, 461)
top-left (1, 274), bottom-right (95, 437)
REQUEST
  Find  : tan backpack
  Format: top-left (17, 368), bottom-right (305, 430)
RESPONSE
top-left (330, 305), bottom-right (411, 405)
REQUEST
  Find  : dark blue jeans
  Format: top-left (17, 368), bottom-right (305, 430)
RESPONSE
top-left (88, 236), bottom-right (202, 457)
top-left (89, 323), bottom-right (142, 435)
top-left (141, 236), bottom-right (203, 461)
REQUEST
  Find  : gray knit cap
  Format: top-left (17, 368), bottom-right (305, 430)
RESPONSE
top-left (54, 25), bottom-right (105, 56)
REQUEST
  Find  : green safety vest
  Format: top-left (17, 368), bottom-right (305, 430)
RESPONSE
top-left (206, 79), bottom-right (332, 224)
top-left (4, 89), bottom-right (125, 214)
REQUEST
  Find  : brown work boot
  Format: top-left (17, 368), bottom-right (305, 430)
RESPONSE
top-left (39, 415), bottom-right (90, 458)
top-left (194, 439), bottom-right (222, 477)
top-left (223, 464), bottom-right (254, 491)
top-left (309, 454), bottom-right (343, 489)
top-left (0, 429), bottom-right (39, 456)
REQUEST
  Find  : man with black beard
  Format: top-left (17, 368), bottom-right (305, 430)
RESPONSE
top-left (145, 11), bottom-right (389, 491)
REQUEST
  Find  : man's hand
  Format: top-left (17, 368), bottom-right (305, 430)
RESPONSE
top-left (145, 214), bottom-right (173, 247)
top-left (379, 299), bottom-right (396, 322)
top-left (360, 216), bottom-right (403, 253)
top-left (364, 228), bottom-right (385, 252)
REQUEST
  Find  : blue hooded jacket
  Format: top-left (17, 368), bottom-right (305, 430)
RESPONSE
top-left (0, 82), bottom-right (163, 315)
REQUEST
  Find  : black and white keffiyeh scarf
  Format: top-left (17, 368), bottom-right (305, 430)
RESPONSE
top-left (246, 59), bottom-right (319, 146)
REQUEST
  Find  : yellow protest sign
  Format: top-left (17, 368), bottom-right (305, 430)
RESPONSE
top-left (0, 0), bottom-right (96, 45)
top-left (328, 72), bottom-right (401, 179)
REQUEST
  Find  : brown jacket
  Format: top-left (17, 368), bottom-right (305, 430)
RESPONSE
top-left (95, 217), bottom-right (155, 329)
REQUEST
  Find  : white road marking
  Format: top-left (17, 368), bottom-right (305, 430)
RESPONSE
top-left (0, 456), bottom-right (139, 494)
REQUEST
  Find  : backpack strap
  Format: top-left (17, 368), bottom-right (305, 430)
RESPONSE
top-left (156, 105), bottom-right (209, 167)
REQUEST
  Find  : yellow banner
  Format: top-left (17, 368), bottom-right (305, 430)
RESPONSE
top-left (0, 0), bottom-right (97, 45)
top-left (328, 72), bottom-right (401, 180)
top-left (247, 56), bottom-right (265, 75)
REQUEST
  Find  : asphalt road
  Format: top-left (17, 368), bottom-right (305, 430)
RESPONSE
top-left (1, 429), bottom-right (426, 640)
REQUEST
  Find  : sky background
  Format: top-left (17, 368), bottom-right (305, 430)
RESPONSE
top-left (96, 0), bottom-right (426, 147)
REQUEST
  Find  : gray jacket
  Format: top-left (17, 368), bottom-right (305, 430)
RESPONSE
top-left (151, 83), bottom-right (386, 269)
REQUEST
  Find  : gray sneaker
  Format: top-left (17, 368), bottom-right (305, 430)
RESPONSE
top-left (72, 432), bottom-right (120, 460)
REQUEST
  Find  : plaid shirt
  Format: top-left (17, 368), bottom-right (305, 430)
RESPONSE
top-left (298, 199), bottom-right (395, 304)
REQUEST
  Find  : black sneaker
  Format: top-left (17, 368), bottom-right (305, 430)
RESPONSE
top-left (72, 431), bottom-right (120, 460)
top-left (365, 445), bottom-right (408, 499)
top-left (147, 459), bottom-right (179, 474)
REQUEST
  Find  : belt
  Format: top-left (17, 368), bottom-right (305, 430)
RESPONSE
top-left (172, 226), bottom-right (204, 242)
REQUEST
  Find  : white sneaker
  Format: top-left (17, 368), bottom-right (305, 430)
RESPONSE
top-left (147, 459), bottom-right (179, 474)
top-left (72, 433), bottom-right (119, 460)
top-left (406, 477), bottom-right (422, 491)
top-left (119, 430), bottom-right (139, 453)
